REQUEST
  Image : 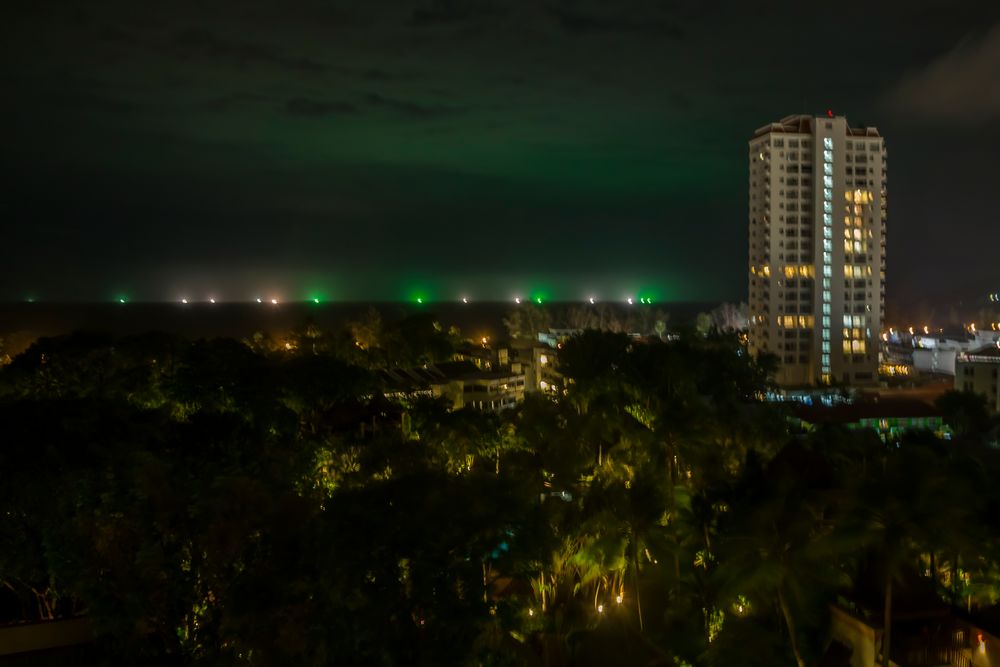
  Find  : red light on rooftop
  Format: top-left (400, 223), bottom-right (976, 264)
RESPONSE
top-left (827, 109), bottom-right (834, 118)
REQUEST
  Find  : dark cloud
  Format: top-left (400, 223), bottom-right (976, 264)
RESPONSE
top-left (364, 92), bottom-right (462, 118)
top-left (171, 29), bottom-right (329, 73)
top-left (884, 22), bottom-right (1000, 124)
top-left (285, 97), bottom-right (359, 116)
top-left (546, 4), bottom-right (684, 37)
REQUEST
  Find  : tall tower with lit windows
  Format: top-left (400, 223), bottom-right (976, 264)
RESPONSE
top-left (747, 114), bottom-right (886, 386)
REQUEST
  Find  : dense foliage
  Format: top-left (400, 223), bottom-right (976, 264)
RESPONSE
top-left (1, 319), bottom-right (998, 666)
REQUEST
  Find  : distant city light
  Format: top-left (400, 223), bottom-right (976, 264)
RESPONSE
top-left (313, 298), bottom-right (320, 304)
top-left (462, 297), bottom-right (469, 304)
top-left (118, 297), bottom-right (126, 304)
top-left (209, 298), bottom-right (216, 304)
top-left (535, 297), bottom-right (543, 304)
top-left (271, 298), bottom-right (278, 305)
top-left (256, 297), bottom-right (262, 303)
top-left (626, 297), bottom-right (633, 305)
top-left (181, 298), bottom-right (188, 304)
top-left (588, 297), bottom-right (596, 305)
top-left (514, 297), bottom-right (521, 304)
top-left (417, 297), bottom-right (423, 304)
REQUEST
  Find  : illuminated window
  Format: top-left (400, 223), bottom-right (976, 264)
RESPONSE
top-left (822, 329), bottom-right (830, 340)
top-left (823, 150), bottom-right (833, 161)
top-left (824, 201), bottom-right (832, 213)
top-left (823, 213), bottom-right (833, 225)
top-left (824, 138), bottom-right (833, 149)
top-left (822, 304), bottom-right (831, 315)
top-left (843, 341), bottom-right (852, 354)
top-left (824, 227), bottom-right (832, 239)
top-left (823, 240), bottom-right (832, 252)
top-left (822, 342), bottom-right (830, 353)
top-left (824, 176), bottom-right (834, 188)
top-left (824, 163), bottom-right (833, 176)
top-left (823, 266), bottom-right (832, 277)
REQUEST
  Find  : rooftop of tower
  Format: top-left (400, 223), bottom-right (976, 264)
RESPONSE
top-left (752, 114), bottom-right (882, 139)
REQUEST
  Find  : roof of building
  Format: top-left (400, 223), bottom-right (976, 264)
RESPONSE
top-left (381, 360), bottom-right (524, 390)
top-left (752, 114), bottom-right (881, 139)
top-left (960, 344), bottom-right (1000, 363)
top-left (793, 397), bottom-right (941, 425)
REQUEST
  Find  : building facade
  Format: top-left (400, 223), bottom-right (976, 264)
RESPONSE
top-left (748, 114), bottom-right (887, 386)
top-left (956, 346), bottom-right (1000, 413)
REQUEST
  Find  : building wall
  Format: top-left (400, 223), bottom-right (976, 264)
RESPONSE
top-left (749, 115), bottom-right (885, 387)
top-left (956, 359), bottom-right (1000, 413)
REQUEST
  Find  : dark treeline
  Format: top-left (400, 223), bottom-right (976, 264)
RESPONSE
top-left (0, 315), bottom-right (998, 666)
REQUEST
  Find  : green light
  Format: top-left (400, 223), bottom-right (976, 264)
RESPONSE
top-left (535, 297), bottom-right (543, 304)
top-left (118, 297), bottom-right (127, 304)
top-left (313, 298), bottom-right (320, 304)
top-left (417, 297), bottom-right (423, 304)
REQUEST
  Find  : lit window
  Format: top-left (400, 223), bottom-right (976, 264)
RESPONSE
top-left (824, 138), bottom-right (833, 149)
top-left (823, 150), bottom-right (833, 162)
top-left (843, 341), bottom-right (852, 354)
top-left (824, 163), bottom-right (833, 176)
top-left (824, 201), bottom-right (833, 213)
top-left (824, 176), bottom-right (833, 188)
top-left (824, 188), bottom-right (833, 201)
top-left (824, 213), bottom-right (833, 225)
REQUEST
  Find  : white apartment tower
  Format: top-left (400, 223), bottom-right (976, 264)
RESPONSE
top-left (748, 114), bottom-right (886, 386)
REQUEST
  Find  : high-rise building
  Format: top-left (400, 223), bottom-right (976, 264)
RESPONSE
top-left (747, 114), bottom-right (886, 386)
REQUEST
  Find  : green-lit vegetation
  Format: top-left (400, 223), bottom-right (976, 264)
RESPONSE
top-left (0, 316), bottom-right (998, 666)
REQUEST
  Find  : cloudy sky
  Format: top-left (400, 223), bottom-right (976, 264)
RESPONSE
top-left (2, 0), bottom-right (999, 308)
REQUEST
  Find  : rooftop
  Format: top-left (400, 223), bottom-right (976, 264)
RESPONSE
top-left (752, 113), bottom-right (882, 139)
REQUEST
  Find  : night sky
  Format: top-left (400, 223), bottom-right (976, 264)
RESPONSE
top-left (3, 1), bottom-right (999, 307)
